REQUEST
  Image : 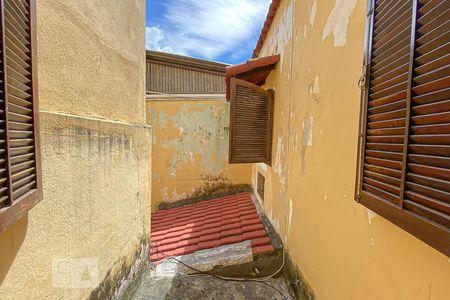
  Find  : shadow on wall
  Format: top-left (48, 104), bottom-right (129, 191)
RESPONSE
top-left (0, 216), bottom-right (28, 285)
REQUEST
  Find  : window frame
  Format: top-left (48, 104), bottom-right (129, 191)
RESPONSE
top-left (0, 0), bottom-right (42, 234)
top-left (355, 0), bottom-right (450, 256)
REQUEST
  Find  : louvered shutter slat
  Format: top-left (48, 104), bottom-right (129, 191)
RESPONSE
top-left (1, 0), bottom-right (38, 206)
top-left (408, 173), bottom-right (450, 192)
top-left (229, 78), bottom-right (274, 165)
top-left (364, 0), bottom-right (413, 203)
top-left (357, 0), bottom-right (450, 255)
top-left (4, 1), bottom-right (29, 30)
top-left (3, 12), bottom-right (29, 42)
top-left (4, 19), bottom-right (29, 47)
top-left (406, 182), bottom-right (450, 204)
top-left (405, 0), bottom-right (450, 227)
top-left (0, 10), bottom-right (8, 208)
top-left (364, 163), bottom-right (402, 178)
top-left (7, 65), bottom-right (31, 86)
top-left (373, 6), bottom-right (411, 41)
top-left (8, 94), bottom-right (32, 109)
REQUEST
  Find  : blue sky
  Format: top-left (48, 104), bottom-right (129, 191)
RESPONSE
top-left (146, 0), bottom-right (271, 65)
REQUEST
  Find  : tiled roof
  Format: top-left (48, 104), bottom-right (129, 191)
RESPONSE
top-left (225, 54), bottom-right (280, 101)
top-left (253, 0), bottom-right (281, 58)
top-left (150, 192), bottom-right (274, 262)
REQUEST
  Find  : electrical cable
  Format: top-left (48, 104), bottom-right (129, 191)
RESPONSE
top-left (151, 240), bottom-right (289, 300)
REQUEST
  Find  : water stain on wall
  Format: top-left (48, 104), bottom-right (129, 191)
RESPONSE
top-left (148, 100), bottom-right (252, 208)
top-left (160, 104), bottom-right (228, 177)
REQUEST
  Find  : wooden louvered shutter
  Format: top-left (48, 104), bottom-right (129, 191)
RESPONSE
top-left (356, 0), bottom-right (450, 255)
top-left (0, 0), bottom-right (41, 234)
top-left (229, 78), bottom-right (274, 165)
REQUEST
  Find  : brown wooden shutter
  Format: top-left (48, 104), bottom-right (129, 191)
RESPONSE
top-left (356, 0), bottom-right (450, 256)
top-left (229, 78), bottom-right (274, 165)
top-left (0, 0), bottom-right (41, 233)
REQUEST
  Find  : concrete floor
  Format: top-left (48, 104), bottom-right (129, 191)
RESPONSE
top-left (132, 267), bottom-right (292, 300)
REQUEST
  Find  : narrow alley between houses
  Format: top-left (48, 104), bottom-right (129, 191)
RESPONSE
top-left (0, 0), bottom-right (449, 299)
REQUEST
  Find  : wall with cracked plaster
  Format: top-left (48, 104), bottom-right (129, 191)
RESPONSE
top-left (147, 99), bottom-right (252, 210)
top-left (253, 0), bottom-right (450, 299)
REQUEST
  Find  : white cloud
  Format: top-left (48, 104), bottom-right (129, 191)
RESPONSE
top-left (146, 27), bottom-right (174, 53)
top-left (146, 0), bottom-right (271, 60)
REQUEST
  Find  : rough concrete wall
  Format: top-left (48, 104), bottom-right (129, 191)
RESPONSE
top-left (253, 0), bottom-right (450, 299)
top-left (0, 0), bottom-right (151, 299)
top-left (38, 0), bottom-right (146, 124)
top-left (147, 99), bottom-right (252, 210)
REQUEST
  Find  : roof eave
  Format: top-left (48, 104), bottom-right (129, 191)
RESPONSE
top-left (252, 0), bottom-right (281, 58)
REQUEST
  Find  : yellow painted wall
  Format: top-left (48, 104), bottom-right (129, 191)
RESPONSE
top-left (253, 0), bottom-right (450, 299)
top-left (0, 1), bottom-right (151, 299)
top-left (147, 98), bottom-right (252, 210)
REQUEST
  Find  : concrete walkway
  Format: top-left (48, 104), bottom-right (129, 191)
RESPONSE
top-left (127, 241), bottom-right (292, 300)
top-left (132, 267), bottom-right (292, 300)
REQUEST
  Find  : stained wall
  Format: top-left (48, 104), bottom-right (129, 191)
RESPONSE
top-left (147, 97), bottom-right (252, 210)
top-left (253, 0), bottom-right (450, 299)
top-left (0, 1), bottom-right (151, 298)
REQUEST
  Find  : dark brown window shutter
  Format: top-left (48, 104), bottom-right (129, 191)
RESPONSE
top-left (356, 0), bottom-right (450, 255)
top-left (0, 0), bottom-right (41, 234)
top-left (229, 78), bottom-right (274, 165)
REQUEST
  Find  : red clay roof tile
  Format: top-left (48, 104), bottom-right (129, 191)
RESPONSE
top-left (252, 245), bottom-right (275, 255)
top-left (150, 193), bottom-right (274, 262)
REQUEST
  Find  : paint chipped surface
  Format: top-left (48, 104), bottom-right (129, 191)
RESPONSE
top-left (160, 104), bottom-right (228, 177)
top-left (157, 111), bottom-right (169, 129)
top-left (261, 0), bottom-right (294, 67)
top-left (322, 0), bottom-right (358, 47)
top-left (148, 100), bottom-right (252, 208)
top-left (274, 132), bottom-right (285, 177)
top-left (257, 163), bottom-right (268, 172)
top-left (309, 0), bottom-right (317, 27)
top-left (367, 209), bottom-right (378, 224)
top-left (171, 188), bottom-right (188, 203)
top-left (303, 113), bottom-right (314, 147)
top-left (287, 197), bottom-right (293, 236)
top-left (308, 75), bottom-right (321, 102)
top-left (160, 186), bottom-right (188, 202)
top-left (301, 113), bottom-right (313, 175)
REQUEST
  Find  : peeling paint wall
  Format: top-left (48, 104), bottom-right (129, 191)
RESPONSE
top-left (0, 1), bottom-right (151, 299)
top-left (254, 0), bottom-right (450, 299)
top-left (147, 99), bottom-right (252, 210)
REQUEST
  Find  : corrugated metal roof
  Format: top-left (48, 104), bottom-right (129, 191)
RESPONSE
top-left (147, 50), bottom-right (228, 73)
top-left (146, 50), bottom-right (228, 95)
